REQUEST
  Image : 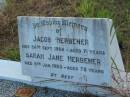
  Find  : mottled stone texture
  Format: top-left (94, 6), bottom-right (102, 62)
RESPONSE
top-left (0, 80), bottom-right (97, 97)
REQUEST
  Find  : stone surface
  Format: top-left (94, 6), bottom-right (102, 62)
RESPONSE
top-left (18, 17), bottom-right (111, 86)
top-left (0, 79), bottom-right (97, 97)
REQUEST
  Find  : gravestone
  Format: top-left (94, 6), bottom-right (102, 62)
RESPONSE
top-left (18, 17), bottom-right (111, 86)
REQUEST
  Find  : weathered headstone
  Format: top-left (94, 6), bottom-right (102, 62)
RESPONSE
top-left (18, 17), bottom-right (111, 86)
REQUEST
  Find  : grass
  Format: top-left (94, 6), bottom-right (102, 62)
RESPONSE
top-left (4, 48), bottom-right (20, 61)
top-left (78, 0), bottom-right (112, 18)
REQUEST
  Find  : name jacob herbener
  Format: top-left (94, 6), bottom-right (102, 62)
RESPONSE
top-left (33, 36), bottom-right (88, 46)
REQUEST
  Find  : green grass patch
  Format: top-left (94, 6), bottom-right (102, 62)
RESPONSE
top-left (5, 48), bottom-right (20, 61)
top-left (78, 0), bottom-right (112, 18)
